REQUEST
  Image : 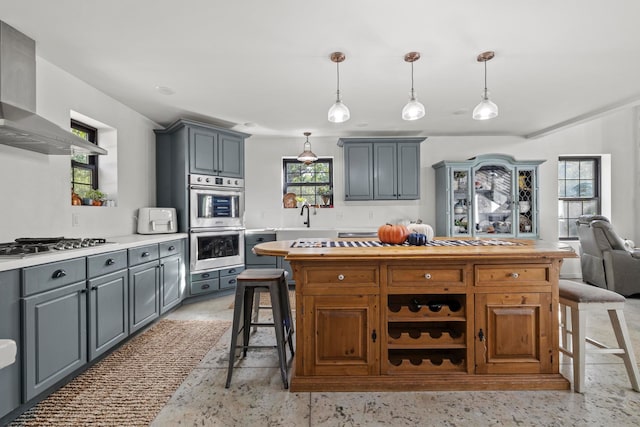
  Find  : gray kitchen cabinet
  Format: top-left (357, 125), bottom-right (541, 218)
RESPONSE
top-left (432, 154), bottom-right (545, 238)
top-left (339, 138), bottom-right (425, 201)
top-left (22, 258), bottom-right (87, 401)
top-left (189, 265), bottom-right (244, 296)
top-left (128, 260), bottom-right (160, 334)
top-left (245, 232), bottom-right (278, 267)
top-left (87, 250), bottom-right (129, 361)
top-left (0, 269), bottom-right (21, 419)
top-left (155, 119), bottom-right (250, 232)
top-left (159, 239), bottom-right (184, 314)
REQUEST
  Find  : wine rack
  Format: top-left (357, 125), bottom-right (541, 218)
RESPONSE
top-left (386, 294), bottom-right (466, 373)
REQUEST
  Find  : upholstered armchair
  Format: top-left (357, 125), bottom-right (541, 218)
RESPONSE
top-left (576, 215), bottom-right (640, 297)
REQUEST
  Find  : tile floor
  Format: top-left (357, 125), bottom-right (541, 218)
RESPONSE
top-left (152, 287), bottom-right (640, 427)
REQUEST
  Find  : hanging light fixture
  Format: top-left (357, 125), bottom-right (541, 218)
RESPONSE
top-left (297, 132), bottom-right (318, 164)
top-left (328, 52), bottom-right (350, 123)
top-left (472, 51), bottom-right (499, 120)
top-left (402, 52), bottom-right (426, 121)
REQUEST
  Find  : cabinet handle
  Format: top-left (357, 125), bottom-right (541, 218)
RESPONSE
top-left (511, 272), bottom-right (520, 279)
top-left (228, 279), bottom-right (236, 284)
top-left (337, 274), bottom-right (345, 281)
top-left (202, 273), bottom-right (210, 278)
top-left (371, 329), bottom-right (377, 343)
top-left (168, 245), bottom-right (175, 251)
top-left (257, 238), bottom-right (264, 242)
top-left (424, 273), bottom-right (432, 280)
top-left (52, 269), bottom-right (67, 279)
top-left (106, 258), bottom-right (115, 266)
top-left (91, 286), bottom-right (98, 291)
top-left (142, 251), bottom-right (150, 257)
top-left (201, 284), bottom-right (210, 290)
top-left (229, 269), bottom-right (236, 273)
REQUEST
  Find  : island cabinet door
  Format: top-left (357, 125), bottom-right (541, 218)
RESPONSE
top-left (301, 295), bottom-right (379, 376)
top-left (474, 292), bottom-right (553, 374)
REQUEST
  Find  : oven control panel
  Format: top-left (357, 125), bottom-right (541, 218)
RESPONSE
top-left (190, 174), bottom-right (244, 189)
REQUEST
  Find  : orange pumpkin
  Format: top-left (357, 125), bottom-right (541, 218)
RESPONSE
top-left (377, 223), bottom-right (410, 244)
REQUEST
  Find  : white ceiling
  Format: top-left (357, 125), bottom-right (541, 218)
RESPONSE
top-left (2, 0), bottom-right (640, 139)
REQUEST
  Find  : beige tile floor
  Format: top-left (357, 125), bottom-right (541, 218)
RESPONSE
top-left (153, 288), bottom-right (640, 427)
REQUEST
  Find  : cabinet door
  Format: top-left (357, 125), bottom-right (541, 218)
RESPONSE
top-left (218, 133), bottom-right (244, 178)
top-left (396, 142), bottom-right (420, 200)
top-left (0, 270), bottom-right (21, 418)
top-left (373, 143), bottom-right (397, 199)
top-left (344, 143), bottom-right (373, 200)
top-left (515, 167), bottom-right (537, 237)
top-left (189, 126), bottom-right (219, 175)
top-left (160, 254), bottom-right (182, 314)
top-left (474, 292), bottom-right (553, 374)
top-left (302, 294), bottom-right (379, 376)
top-left (88, 270), bottom-right (129, 361)
top-left (129, 261), bottom-right (160, 333)
top-left (23, 281), bottom-right (87, 401)
top-left (473, 164), bottom-right (515, 236)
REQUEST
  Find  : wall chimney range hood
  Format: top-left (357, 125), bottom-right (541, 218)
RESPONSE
top-left (0, 21), bottom-right (106, 155)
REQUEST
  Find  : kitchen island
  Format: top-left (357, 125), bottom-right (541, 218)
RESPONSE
top-left (253, 238), bottom-right (577, 392)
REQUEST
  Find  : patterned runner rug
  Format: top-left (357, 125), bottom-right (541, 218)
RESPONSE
top-left (10, 319), bottom-right (231, 427)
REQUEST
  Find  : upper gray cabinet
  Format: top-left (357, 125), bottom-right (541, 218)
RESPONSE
top-left (339, 138), bottom-right (425, 201)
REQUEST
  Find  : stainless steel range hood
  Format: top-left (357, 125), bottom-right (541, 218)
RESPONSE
top-left (0, 21), bottom-right (106, 155)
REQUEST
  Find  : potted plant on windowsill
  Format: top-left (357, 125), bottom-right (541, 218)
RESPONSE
top-left (83, 189), bottom-right (106, 206)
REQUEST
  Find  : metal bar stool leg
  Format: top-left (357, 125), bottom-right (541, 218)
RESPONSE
top-left (225, 282), bottom-right (246, 388)
top-left (269, 282), bottom-right (289, 389)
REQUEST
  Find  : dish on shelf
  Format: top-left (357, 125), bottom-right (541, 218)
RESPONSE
top-left (519, 215), bottom-right (532, 232)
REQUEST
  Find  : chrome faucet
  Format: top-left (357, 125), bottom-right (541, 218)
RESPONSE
top-left (300, 202), bottom-right (310, 228)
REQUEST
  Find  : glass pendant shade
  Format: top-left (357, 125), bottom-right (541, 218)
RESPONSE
top-left (297, 132), bottom-right (318, 164)
top-left (402, 89), bottom-right (425, 121)
top-left (472, 92), bottom-right (499, 120)
top-left (328, 97), bottom-right (350, 123)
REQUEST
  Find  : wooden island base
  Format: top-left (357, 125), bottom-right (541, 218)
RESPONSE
top-left (254, 238), bottom-right (577, 392)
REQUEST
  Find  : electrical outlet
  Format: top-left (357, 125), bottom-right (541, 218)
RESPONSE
top-left (72, 213), bottom-right (79, 227)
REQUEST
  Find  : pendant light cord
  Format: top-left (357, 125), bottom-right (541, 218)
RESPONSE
top-left (483, 60), bottom-right (488, 97)
top-left (336, 61), bottom-right (341, 99)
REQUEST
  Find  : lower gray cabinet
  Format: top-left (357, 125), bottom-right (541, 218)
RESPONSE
top-left (88, 269), bottom-right (128, 361)
top-left (23, 280), bottom-right (87, 401)
top-left (0, 269), bottom-right (21, 419)
top-left (128, 260), bottom-right (160, 334)
top-left (160, 240), bottom-right (184, 314)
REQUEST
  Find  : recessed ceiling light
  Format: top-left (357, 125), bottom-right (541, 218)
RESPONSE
top-left (154, 85), bottom-right (175, 95)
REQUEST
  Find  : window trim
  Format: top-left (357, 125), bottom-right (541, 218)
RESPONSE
top-left (558, 156), bottom-right (601, 240)
top-left (71, 119), bottom-right (99, 192)
top-left (282, 157), bottom-right (334, 208)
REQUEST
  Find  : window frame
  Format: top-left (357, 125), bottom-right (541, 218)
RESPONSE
top-left (557, 156), bottom-right (601, 240)
top-left (282, 158), bottom-right (334, 208)
top-left (71, 119), bottom-right (99, 194)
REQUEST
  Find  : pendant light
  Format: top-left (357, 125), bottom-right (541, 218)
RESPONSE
top-left (402, 52), bottom-right (426, 121)
top-left (297, 132), bottom-right (318, 164)
top-left (472, 51), bottom-right (499, 120)
top-left (327, 52), bottom-right (350, 123)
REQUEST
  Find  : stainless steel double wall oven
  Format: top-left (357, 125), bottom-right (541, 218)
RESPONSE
top-left (189, 174), bottom-right (245, 272)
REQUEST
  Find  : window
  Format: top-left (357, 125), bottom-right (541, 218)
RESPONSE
top-left (70, 119), bottom-right (99, 197)
top-left (558, 157), bottom-right (600, 239)
top-left (283, 158), bottom-right (333, 208)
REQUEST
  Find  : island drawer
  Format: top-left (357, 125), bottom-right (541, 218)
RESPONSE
top-left (475, 264), bottom-right (551, 286)
top-left (387, 266), bottom-right (466, 288)
top-left (303, 264), bottom-right (378, 288)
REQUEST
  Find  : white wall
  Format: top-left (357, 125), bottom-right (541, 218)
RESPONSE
top-left (0, 58), bottom-right (159, 242)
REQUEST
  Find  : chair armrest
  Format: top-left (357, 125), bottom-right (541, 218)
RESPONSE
top-left (603, 249), bottom-right (640, 295)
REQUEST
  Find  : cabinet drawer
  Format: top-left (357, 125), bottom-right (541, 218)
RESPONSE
top-left (128, 244), bottom-right (159, 266)
top-left (87, 250), bottom-right (127, 279)
top-left (191, 270), bottom-right (218, 281)
top-left (220, 265), bottom-right (244, 277)
top-left (220, 275), bottom-right (238, 290)
top-left (304, 265), bottom-right (378, 287)
top-left (159, 240), bottom-right (182, 258)
top-left (388, 266), bottom-right (466, 288)
top-left (190, 279), bottom-right (219, 295)
top-left (245, 233), bottom-right (276, 246)
top-left (475, 265), bottom-right (551, 286)
top-left (23, 258), bottom-right (86, 296)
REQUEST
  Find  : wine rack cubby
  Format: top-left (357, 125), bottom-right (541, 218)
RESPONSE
top-left (387, 349), bottom-right (466, 373)
top-left (388, 322), bottom-right (465, 347)
top-left (387, 294), bottom-right (466, 321)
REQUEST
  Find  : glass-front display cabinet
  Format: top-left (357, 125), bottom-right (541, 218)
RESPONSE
top-left (432, 154), bottom-right (545, 238)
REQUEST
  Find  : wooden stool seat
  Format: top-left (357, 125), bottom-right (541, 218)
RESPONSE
top-left (559, 279), bottom-right (640, 393)
top-left (225, 268), bottom-right (294, 389)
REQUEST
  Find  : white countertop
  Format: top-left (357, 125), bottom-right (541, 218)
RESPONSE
top-left (0, 233), bottom-right (188, 272)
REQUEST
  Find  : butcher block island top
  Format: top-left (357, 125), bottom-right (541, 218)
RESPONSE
top-left (254, 238), bottom-right (577, 392)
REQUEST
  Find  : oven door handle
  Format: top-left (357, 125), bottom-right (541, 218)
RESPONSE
top-left (190, 227), bottom-right (245, 234)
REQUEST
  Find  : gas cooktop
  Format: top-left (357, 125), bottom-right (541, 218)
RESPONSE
top-left (0, 237), bottom-right (109, 257)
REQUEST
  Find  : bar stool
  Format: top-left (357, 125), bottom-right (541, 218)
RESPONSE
top-left (225, 268), bottom-right (294, 389)
top-left (558, 279), bottom-right (640, 393)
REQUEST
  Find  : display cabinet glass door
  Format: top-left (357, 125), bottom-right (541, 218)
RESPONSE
top-left (473, 165), bottom-right (514, 236)
top-left (451, 169), bottom-right (471, 236)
